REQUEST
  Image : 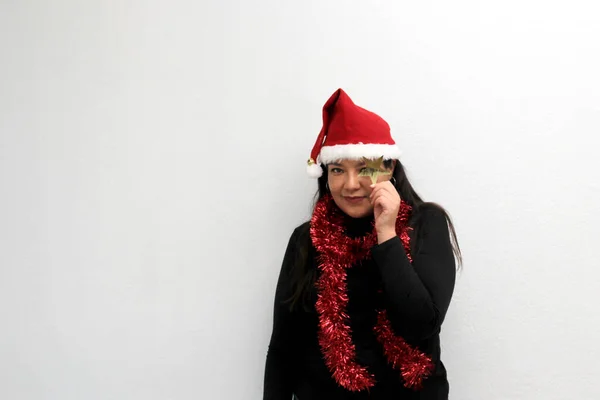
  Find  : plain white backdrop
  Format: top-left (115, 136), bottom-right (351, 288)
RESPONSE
top-left (1, 1), bottom-right (600, 399)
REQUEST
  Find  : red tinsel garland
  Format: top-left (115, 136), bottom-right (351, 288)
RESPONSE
top-left (310, 194), bottom-right (434, 391)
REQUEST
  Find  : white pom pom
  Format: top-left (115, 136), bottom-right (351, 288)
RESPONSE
top-left (307, 163), bottom-right (323, 178)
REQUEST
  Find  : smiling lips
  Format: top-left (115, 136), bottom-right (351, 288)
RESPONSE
top-left (344, 196), bottom-right (366, 203)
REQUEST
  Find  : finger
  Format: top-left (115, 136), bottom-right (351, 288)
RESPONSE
top-left (377, 191), bottom-right (396, 209)
top-left (372, 189), bottom-right (394, 208)
top-left (369, 182), bottom-right (389, 199)
top-left (370, 187), bottom-right (383, 203)
top-left (374, 196), bottom-right (400, 218)
top-left (370, 189), bottom-right (386, 206)
top-left (380, 182), bottom-right (400, 202)
top-left (373, 194), bottom-right (393, 213)
top-left (370, 183), bottom-right (398, 203)
top-left (370, 187), bottom-right (393, 206)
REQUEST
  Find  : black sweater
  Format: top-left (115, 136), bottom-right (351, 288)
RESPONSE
top-left (264, 207), bottom-right (456, 400)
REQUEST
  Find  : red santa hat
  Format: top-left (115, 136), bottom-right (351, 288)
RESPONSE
top-left (307, 88), bottom-right (402, 178)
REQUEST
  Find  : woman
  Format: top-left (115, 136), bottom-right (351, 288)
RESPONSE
top-left (264, 89), bottom-right (462, 399)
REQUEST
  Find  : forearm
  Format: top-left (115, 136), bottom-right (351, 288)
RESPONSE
top-left (372, 210), bottom-right (456, 340)
top-left (374, 236), bottom-right (439, 323)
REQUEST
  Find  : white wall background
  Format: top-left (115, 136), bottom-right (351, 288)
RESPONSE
top-left (1, 1), bottom-right (599, 399)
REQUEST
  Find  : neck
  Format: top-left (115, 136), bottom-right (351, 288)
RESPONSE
top-left (342, 211), bottom-right (374, 238)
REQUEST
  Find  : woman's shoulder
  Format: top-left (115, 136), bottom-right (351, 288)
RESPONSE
top-left (415, 203), bottom-right (448, 224)
top-left (293, 220), bottom-right (311, 233)
top-left (287, 221), bottom-right (316, 261)
top-left (409, 203), bottom-right (450, 241)
top-left (413, 203), bottom-right (452, 245)
top-left (289, 221), bottom-right (311, 244)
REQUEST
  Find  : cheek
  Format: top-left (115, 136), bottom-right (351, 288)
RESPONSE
top-left (329, 182), bottom-right (342, 193)
top-left (327, 176), bottom-right (341, 190)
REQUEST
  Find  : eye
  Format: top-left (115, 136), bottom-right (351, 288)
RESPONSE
top-left (330, 167), bottom-right (343, 174)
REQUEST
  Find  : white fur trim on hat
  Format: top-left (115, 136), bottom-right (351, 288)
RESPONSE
top-left (318, 143), bottom-right (402, 165)
top-left (307, 162), bottom-right (323, 178)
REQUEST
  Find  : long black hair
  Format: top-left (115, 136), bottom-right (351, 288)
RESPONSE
top-left (286, 159), bottom-right (462, 311)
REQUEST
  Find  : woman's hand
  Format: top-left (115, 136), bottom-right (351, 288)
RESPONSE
top-left (369, 180), bottom-right (400, 244)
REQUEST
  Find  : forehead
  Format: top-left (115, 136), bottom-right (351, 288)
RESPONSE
top-left (329, 158), bottom-right (369, 167)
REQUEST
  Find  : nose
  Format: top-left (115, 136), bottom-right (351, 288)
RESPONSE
top-left (344, 171), bottom-right (361, 190)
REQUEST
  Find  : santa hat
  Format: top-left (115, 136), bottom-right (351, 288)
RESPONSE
top-left (307, 88), bottom-right (402, 178)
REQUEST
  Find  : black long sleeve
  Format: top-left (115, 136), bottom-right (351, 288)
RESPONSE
top-left (263, 228), bottom-right (299, 400)
top-left (264, 209), bottom-right (456, 399)
top-left (371, 207), bottom-right (456, 342)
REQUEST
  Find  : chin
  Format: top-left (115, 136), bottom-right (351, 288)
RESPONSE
top-left (332, 195), bottom-right (373, 218)
top-left (339, 205), bottom-right (372, 218)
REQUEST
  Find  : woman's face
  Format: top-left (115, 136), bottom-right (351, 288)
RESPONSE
top-left (327, 158), bottom-right (395, 218)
